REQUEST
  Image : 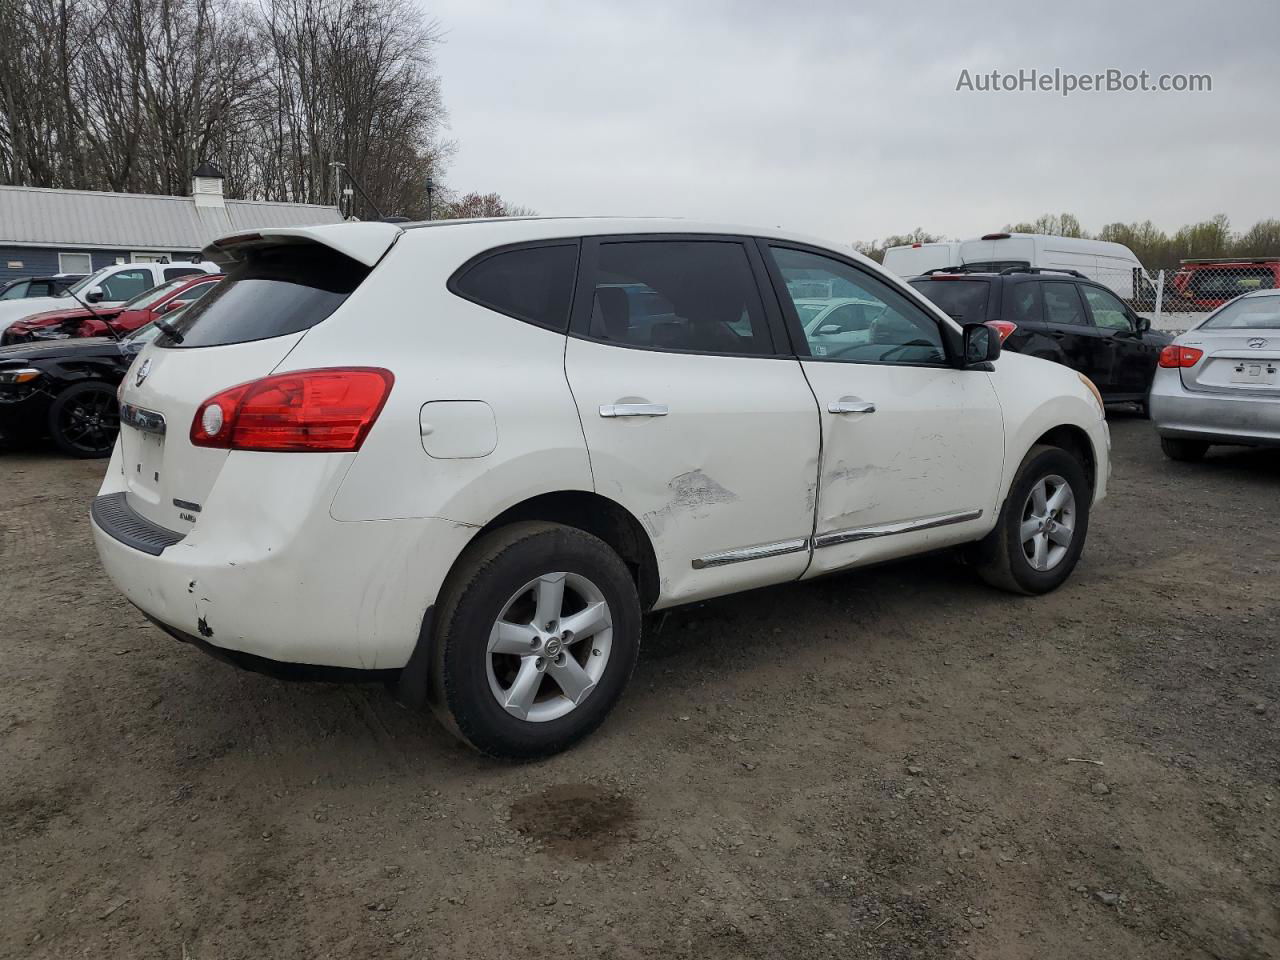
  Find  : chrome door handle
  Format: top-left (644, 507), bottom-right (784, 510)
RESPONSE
top-left (828, 398), bottom-right (876, 415)
top-left (599, 402), bottom-right (669, 418)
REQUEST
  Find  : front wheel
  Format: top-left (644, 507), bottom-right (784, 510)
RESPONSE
top-left (428, 522), bottom-right (641, 759)
top-left (1160, 436), bottom-right (1208, 461)
top-left (972, 444), bottom-right (1091, 595)
top-left (48, 381), bottom-right (119, 458)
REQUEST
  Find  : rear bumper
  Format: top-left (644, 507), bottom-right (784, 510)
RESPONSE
top-left (90, 445), bottom-right (479, 670)
top-left (1150, 370), bottom-right (1280, 447)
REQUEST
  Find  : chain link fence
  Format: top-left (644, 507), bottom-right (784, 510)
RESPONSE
top-left (1093, 259), bottom-right (1279, 332)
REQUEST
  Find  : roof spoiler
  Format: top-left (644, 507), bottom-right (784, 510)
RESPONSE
top-left (203, 222), bottom-right (403, 268)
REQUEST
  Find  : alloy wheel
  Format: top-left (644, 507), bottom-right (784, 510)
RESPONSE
top-left (1020, 474), bottom-right (1076, 572)
top-left (486, 572), bottom-right (614, 723)
top-left (58, 389), bottom-right (119, 455)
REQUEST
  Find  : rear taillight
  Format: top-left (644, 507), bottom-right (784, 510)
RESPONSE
top-left (190, 367), bottom-right (394, 452)
top-left (1158, 345), bottom-right (1204, 368)
top-left (986, 320), bottom-right (1017, 343)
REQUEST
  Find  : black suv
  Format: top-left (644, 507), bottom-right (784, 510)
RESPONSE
top-left (908, 267), bottom-right (1173, 408)
top-left (0, 274), bottom-right (85, 301)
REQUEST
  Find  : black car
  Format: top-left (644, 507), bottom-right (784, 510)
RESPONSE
top-left (0, 324), bottom-right (155, 458)
top-left (0, 274), bottom-right (86, 301)
top-left (908, 267), bottom-right (1173, 409)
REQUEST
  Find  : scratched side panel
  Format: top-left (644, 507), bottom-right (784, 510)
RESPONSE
top-left (564, 337), bottom-right (820, 607)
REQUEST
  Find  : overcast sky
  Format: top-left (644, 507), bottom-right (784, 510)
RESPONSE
top-left (427, 0), bottom-right (1278, 247)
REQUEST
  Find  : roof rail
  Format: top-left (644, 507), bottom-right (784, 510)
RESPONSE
top-left (920, 266), bottom-right (967, 275)
top-left (997, 266), bottom-right (1087, 279)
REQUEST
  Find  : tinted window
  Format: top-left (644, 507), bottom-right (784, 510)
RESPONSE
top-left (908, 278), bottom-right (991, 322)
top-left (452, 244), bottom-right (577, 331)
top-left (164, 267), bottom-right (206, 281)
top-left (27, 281), bottom-right (51, 297)
top-left (587, 241), bottom-right (772, 355)
top-left (100, 269), bottom-right (152, 301)
top-left (0, 281), bottom-right (28, 300)
top-left (1005, 281), bottom-right (1043, 324)
top-left (1043, 283), bottom-right (1088, 326)
top-left (1081, 286), bottom-right (1132, 331)
top-left (771, 247), bottom-right (946, 365)
top-left (159, 244), bottom-right (368, 349)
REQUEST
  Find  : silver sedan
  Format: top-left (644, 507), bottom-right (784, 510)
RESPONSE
top-left (1150, 288), bottom-right (1280, 460)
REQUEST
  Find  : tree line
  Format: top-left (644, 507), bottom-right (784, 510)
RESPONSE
top-left (0, 0), bottom-right (525, 220)
top-left (855, 214), bottom-right (1280, 269)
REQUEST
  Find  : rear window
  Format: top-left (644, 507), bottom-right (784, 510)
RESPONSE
top-left (158, 244), bottom-right (368, 348)
top-left (1201, 296), bottom-right (1280, 329)
top-left (908, 278), bottom-right (991, 322)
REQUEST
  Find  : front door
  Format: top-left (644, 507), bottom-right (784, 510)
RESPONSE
top-left (564, 236), bottom-right (821, 607)
top-left (758, 243), bottom-right (1005, 576)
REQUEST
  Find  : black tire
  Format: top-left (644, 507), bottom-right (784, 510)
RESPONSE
top-left (1160, 436), bottom-right (1208, 462)
top-left (428, 521), bottom-right (641, 759)
top-left (972, 444), bottom-right (1091, 596)
top-left (47, 381), bottom-right (119, 458)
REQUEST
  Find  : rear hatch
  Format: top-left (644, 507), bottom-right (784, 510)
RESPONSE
top-left (115, 225), bottom-right (399, 532)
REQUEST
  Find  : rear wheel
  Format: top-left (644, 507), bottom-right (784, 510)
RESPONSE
top-left (973, 445), bottom-right (1090, 595)
top-left (1160, 436), bottom-right (1208, 461)
top-left (429, 522), bottom-right (641, 759)
top-left (48, 381), bottom-right (119, 458)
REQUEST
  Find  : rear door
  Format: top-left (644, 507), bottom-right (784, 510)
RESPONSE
top-left (116, 230), bottom-right (398, 533)
top-left (1041, 280), bottom-right (1113, 388)
top-left (564, 235), bottom-right (820, 606)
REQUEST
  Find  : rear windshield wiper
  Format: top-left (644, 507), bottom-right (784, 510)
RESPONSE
top-left (154, 318), bottom-right (185, 344)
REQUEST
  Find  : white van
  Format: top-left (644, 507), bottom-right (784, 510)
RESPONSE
top-left (884, 233), bottom-right (1151, 300)
top-left (881, 241), bottom-right (962, 278)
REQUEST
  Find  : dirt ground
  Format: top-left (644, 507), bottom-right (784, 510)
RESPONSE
top-left (2, 414), bottom-right (1277, 960)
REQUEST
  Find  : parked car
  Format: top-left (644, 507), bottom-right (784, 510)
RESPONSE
top-left (1170, 258), bottom-right (1279, 311)
top-left (91, 218), bottom-right (1110, 759)
top-left (909, 268), bottom-right (1173, 409)
top-left (0, 274), bottom-right (85, 301)
top-left (1150, 289), bottom-right (1280, 460)
top-left (2, 274), bottom-right (221, 344)
top-left (885, 233), bottom-right (1151, 301)
top-left (0, 260), bottom-right (219, 335)
top-left (0, 321), bottom-right (162, 457)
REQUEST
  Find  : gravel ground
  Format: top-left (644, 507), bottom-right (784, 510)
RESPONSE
top-left (2, 414), bottom-right (1277, 960)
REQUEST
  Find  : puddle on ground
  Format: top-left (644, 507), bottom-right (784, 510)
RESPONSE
top-left (509, 783), bottom-right (637, 859)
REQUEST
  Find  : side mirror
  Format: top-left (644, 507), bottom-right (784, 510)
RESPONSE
top-left (964, 322), bottom-right (1001, 365)
top-left (1134, 314), bottom-right (1151, 333)
top-left (161, 300), bottom-right (184, 314)
top-left (86, 285), bottom-right (104, 304)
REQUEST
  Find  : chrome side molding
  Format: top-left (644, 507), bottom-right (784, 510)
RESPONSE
top-left (812, 509), bottom-right (983, 549)
top-left (691, 538), bottom-right (810, 570)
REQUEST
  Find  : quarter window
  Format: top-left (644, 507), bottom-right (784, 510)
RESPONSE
top-left (586, 241), bottom-right (772, 355)
top-left (1081, 286), bottom-right (1132, 332)
top-left (1042, 282), bottom-right (1088, 326)
top-left (452, 244), bottom-right (578, 331)
top-left (770, 246), bottom-right (946, 364)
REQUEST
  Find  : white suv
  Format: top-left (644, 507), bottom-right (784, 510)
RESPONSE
top-left (91, 219), bottom-right (1110, 758)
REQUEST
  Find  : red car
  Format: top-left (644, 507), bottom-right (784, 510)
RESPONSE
top-left (1, 274), bottom-right (220, 344)
top-left (1171, 258), bottom-right (1280, 310)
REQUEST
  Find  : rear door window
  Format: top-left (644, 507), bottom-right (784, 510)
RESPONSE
top-left (158, 243), bottom-right (368, 349)
top-left (580, 240), bottom-right (773, 355)
top-left (450, 243), bottom-right (578, 331)
top-left (1005, 281), bottom-right (1044, 324)
top-left (1042, 282), bottom-right (1089, 326)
